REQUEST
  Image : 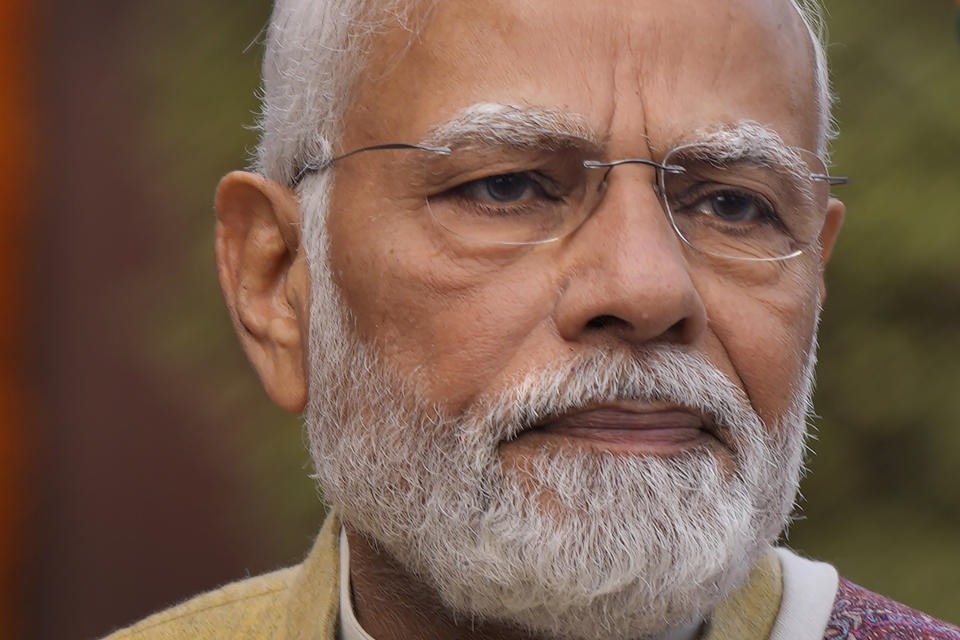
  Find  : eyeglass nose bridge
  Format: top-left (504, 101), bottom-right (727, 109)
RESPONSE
top-left (582, 157), bottom-right (686, 176)
top-left (579, 156), bottom-right (686, 221)
top-left (562, 157), bottom-right (689, 252)
top-left (581, 157), bottom-right (686, 206)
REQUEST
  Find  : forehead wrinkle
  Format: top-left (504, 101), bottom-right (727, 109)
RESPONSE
top-left (420, 103), bottom-right (604, 153)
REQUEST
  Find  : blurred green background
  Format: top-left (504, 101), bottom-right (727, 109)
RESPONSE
top-left (795, 0), bottom-right (960, 620)
top-left (27, 1), bottom-right (959, 638)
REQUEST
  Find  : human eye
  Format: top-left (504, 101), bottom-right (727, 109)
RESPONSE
top-left (673, 184), bottom-right (782, 230)
top-left (420, 150), bottom-right (586, 244)
top-left (450, 171), bottom-right (564, 213)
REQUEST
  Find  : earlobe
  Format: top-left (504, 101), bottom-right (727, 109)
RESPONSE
top-left (214, 171), bottom-right (309, 413)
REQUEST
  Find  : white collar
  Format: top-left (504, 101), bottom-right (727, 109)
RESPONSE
top-left (338, 528), bottom-right (702, 640)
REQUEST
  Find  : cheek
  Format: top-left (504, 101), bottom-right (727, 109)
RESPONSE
top-left (404, 274), bottom-right (558, 408)
top-left (700, 266), bottom-right (821, 424)
top-left (327, 200), bottom-right (562, 410)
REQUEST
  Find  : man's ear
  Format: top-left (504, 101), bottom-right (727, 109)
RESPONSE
top-left (214, 171), bottom-right (308, 413)
top-left (817, 197), bottom-right (846, 301)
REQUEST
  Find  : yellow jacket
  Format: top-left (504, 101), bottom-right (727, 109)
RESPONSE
top-left (103, 513), bottom-right (341, 640)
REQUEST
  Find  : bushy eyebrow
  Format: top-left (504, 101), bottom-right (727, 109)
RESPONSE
top-left (423, 108), bottom-right (810, 173)
top-left (420, 103), bottom-right (604, 154)
top-left (682, 122), bottom-right (812, 178)
top-left (416, 109), bottom-right (817, 199)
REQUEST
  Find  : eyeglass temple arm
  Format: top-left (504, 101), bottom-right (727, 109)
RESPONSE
top-left (290, 143), bottom-right (452, 187)
top-left (811, 173), bottom-right (850, 186)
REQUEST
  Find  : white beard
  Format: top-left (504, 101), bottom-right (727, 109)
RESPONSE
top-left (302, 203), bottom-right (813, 640)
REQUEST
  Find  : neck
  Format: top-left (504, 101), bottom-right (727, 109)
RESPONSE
top-left (347, 527), bottom-right (539, 640)
top-left (345, 526), bottom-right (704, 640)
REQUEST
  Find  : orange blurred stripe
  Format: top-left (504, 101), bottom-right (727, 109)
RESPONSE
top-left (0, 0), bottom-right (34, 634)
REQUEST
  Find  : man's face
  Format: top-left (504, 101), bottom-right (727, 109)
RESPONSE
top-left (326, 0), bottom-right (832, 467)
top-left (286, 0), bottom-right (843, 637)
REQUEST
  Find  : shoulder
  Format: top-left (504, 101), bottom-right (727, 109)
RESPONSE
top-left (825, 577), bottom-right (960, 640)
top-left (100, 510), bottom-right (343, 640)
top-left (101, 566), bottom-right (298, 640)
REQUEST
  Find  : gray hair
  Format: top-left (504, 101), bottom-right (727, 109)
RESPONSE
top-left (795, 0), bottom-right (839, 156)
top-left (254, 0), bottom-right (393, 187)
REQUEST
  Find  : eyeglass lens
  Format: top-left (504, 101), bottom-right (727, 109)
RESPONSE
top-left (336, 142), bottom-right (833, 260)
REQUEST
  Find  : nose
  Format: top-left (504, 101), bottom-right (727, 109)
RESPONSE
top-left (553, 169), bottom-right (708, 347)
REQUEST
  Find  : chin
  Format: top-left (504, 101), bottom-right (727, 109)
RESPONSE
top-left (386, 447), bottom-right (783, 640)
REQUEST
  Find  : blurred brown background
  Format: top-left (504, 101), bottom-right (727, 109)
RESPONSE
top-left (6, 1), bottom-right (959, 639)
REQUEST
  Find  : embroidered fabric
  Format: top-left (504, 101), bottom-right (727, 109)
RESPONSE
top-left (824, 578), bottom-right (960, 640)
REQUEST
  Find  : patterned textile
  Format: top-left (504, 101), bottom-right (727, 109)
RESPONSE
top-left (825, 578), bottom-right (960, 640)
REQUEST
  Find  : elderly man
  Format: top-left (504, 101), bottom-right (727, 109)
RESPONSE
top-left (108, 0), bottom-right (958, 639)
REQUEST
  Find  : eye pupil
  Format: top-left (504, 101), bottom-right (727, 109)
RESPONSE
top-left (486, 174), bottom-right (529, 202)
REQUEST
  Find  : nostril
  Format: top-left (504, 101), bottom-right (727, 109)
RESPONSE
top-left (586, 314), bottom-right (631, 330)
top-left (583, 314), bottom-right (696, 344)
